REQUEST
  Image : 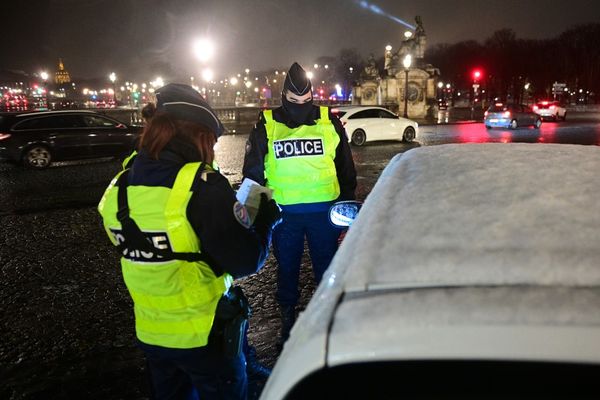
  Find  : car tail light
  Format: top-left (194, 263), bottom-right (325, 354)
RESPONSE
top-left (503, 111), bottom-right (511, 118)
top-left (484, 111), bottom-right (488, 117)
top-left (533, 105), bottom-right (538, 111)
top-left (0, 133), bottom-right (11, 140)
top-left (550, 105), bottom-right (556, 110)
top-left (542, 101), bottom-right (548, 105)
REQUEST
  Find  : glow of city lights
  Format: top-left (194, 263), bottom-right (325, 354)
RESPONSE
top-left (109, 72), bottom-right (116, 83)
top-left (254, 87), bottom-right (259, 92)
top-left (306, 71), bottom-right (314, 79)
top-left (245, 81), bottom-right (252, 88)
top-left (153, 77), bottom-right (164, 87)
top-left (314, 64), bottom-right (319, 69)
top-left (192, 38), bottom-right (215, 63)
top-left (437, 82), bottom-right (444, 88)
top-left (245, 68), bottom-right (250, 74)
top-left (404, 31), bottom-right (413, 38)
top-left (385, 45), bottom-right (392, 52)
top-left (324, 64), bottom-right (329, 69)
top-left (446, 83), bottom-right (451, 89)
top-left (40, 71), bottom-right (49, 81)
top-left (230, 77), bottom-right (238, 85)
top-left (82, 88), bottom-right (89, 95)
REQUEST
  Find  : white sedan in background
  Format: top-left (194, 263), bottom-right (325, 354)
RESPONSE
top-left (333, 106), bottom-right (418, 146)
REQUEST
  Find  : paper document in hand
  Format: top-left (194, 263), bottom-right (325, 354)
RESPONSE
top-left (236, 178), bottom-right (273, 223)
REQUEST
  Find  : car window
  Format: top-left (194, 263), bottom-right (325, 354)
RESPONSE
top-left (83, 115), bottom-right (118, 128)
top-left (378, 110), bottom-right (397, 119)
top-left (13, 115), bottom-right (86, 130)
top-left (336, 111), bottom-right (347, 118)
top-left (488, 104), bottom-right (508, 112)
top-left (349, 109), bottom-right (380, 119)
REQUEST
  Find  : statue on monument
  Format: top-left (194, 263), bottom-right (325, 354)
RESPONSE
top-left (362, 54), bottom-right (380, 80)
top-left (384, 16), bottom-right (427, 76)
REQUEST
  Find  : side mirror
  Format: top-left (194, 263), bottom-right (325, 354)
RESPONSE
top-left (329, 200), bottom-right (362, 227)
top-left (116, 123), bottom-right (127, 129)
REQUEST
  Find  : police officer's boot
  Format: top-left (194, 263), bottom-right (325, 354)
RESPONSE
top-left (276, 304), bottom-right (296, 351)
top-left (245, 345), bottom-right (272, 380)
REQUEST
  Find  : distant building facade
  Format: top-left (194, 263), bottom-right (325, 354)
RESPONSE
top-left (54, 58), bottom-right (71, 85)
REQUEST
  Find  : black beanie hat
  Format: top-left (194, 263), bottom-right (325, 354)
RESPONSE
top-left (155, 83), bottom-right (224, 138)
top-left (283, 62), bottom-right (312, 96)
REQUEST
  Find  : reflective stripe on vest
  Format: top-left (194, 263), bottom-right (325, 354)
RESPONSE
top-left (264, 106), bottom-right (340, 205)
top-left (98, 162), bottom-right (232, 349)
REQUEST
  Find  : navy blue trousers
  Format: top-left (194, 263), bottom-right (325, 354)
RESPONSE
top-left (272, 210), bottom-right (341, 307)
top-left (138, 340), bottom-right (247, 400)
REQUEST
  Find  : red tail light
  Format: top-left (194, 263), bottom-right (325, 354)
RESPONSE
top-left (533, 105), bottom-right (539, 111)
top-left (503, 111), bottom-right (511, 118)
top-left (484, 111), bottom-right (488, 117)
top-left (0, 133), bottom-right (11, 140)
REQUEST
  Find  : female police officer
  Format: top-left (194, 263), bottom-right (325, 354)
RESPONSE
top-left (98, 83), bottom-right (280, 400)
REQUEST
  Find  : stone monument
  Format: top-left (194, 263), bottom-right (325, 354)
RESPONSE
top-left (353, 16), bottom-right (440, 119)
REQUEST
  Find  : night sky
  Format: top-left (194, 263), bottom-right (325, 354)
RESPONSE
top-left (2, 0), bottom-right (599, 80)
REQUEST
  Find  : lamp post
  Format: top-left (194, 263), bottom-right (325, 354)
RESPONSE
top-left (40, 71), bottom-right (49, 109)
top-left (109, 72), bottom-right (117, 105)
top-left (402, 54), bottom-right (412, 118)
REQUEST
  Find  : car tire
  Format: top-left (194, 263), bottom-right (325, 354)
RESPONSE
top-left (22, 145), bottom-right (52, 169)
top-left (402, 126), bottom-right (416, 142)
top-left (510, 119), bottom-right (518, 129)
top-left (534, 118), bottom-right (542, 129)
top-left (485, 125), bottom-right (492, 129)
top-left (351, 129), bottom-right (366, 146)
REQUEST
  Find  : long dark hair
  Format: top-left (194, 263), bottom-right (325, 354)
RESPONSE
top-left (139, 112), bottom-right (216, 164)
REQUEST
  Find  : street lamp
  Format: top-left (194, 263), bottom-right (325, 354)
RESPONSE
top-left (40, 71), bottom-right (49, 109)
top-left (192, 38), bottom-right (215, 63)
top-left (402, 54), bottom-right (412, 118)
top-left (109, 72), bottom-right (117, 104)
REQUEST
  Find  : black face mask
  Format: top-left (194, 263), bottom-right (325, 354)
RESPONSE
top-left (282, 97), bottom-right (313, 125)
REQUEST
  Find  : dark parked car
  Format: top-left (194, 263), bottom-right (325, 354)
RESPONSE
top-left (0, 110), bottom-right (141, 168)
top-left (484, 103), bottom-right (541, 129)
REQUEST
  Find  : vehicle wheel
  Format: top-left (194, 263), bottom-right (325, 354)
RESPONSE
top-left (22, 145), bottom-right (52, 168)
top-left (351, 129), bottom-right (366, 146)
top-left (485, 125), bottom-right (492, 129)
top-left (402, 126), bottom-right (416, 142)
top-left (534, 118), bottom-right (542, 129)
top-left (510, 119), bottom-right (518, 129)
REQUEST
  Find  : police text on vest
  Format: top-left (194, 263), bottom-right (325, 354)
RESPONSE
top-left (273, 138), bottom-right (324, 159)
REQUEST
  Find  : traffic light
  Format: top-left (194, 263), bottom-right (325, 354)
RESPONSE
top-left (472, 69), bottom-right (482, 81)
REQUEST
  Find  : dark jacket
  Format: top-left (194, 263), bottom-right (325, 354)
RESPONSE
top-left (127, 138), bottom-right (269, 279)
top-left (242, 105), bottom-right (357, 212)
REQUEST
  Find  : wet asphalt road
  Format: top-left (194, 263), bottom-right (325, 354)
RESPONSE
top-left (1, 114), bottom-right (599, 399)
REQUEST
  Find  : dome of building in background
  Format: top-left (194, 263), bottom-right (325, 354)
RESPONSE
top-left (54, 58), bottom-right (71, 85)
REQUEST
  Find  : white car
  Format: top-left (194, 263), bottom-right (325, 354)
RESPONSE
top-left (333, 106), bottom-right (418, 146)
top-left (260, 143), bottom-right (600, 399)
top-left (533, 100), bottom-right (567, 121)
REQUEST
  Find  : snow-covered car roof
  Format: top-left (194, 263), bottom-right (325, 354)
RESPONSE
top-left (260, 143), bottom-right (600, 400)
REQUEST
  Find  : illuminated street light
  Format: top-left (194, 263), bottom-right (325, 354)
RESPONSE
top-left (402, 54), bottom-right (412, 118)
top-left (385, 45), bottom-right (392, 52)
top-left (245, 68), bottom-right (250, 74)
top-left (245, 81), bottom-right (252, 88)
top-left (230, 77), bottom-right (238, 85)
top-left (192, 38), bottom-right (215, 63)
top-left (40, 71), bottom-right (49, 81)
top-left (306, 71), bottom-right (314, 80)
top-left (324, 64), bottom-right (329, 69)
top-left (154, 77), bottom-right (164, 87)
top-left (437, 82), bottom-right (444, 89)
top-left (314, 64), bottom-right (319, 69)
top-left (446, 83), bottom-right (451, 89)
top-left (404, 31), bottom-right (413, 39)
top-left (202, 68), bottom-right (214, 82)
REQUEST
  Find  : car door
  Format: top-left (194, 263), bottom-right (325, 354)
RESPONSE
top-left (82, 114), bottom-right (131, 157)
top-left (13, 114), bottom-right (91, 160)
top-left (347, 109), bottom-right (376, 140)
top-left (377, 109), bottom-right (402, 141)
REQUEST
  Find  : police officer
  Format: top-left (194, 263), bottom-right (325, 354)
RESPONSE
top-left (243, 62), bottom-right (357, 347)
top-left (98, 83), bottom-right (281, 400)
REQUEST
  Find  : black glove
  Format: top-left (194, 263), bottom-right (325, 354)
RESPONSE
top-left (253, 193), bottom-right (282, 235)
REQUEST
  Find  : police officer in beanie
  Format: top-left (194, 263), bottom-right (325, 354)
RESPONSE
top-left (243, 63), bottom-right (357, 348)
top-left (98, 83), bottom-right (281, 399)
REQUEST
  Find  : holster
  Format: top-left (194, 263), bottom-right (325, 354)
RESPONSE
top-left (210, 286), bottom-right (250, 358)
